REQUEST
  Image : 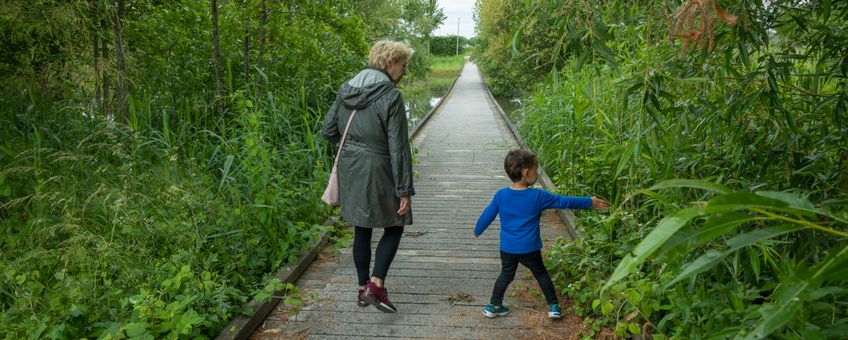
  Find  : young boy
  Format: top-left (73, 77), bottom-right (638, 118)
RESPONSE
top-left (474, 149), bottom-right (609, 319)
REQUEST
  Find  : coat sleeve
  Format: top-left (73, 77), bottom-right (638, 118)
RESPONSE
top-left (387, 92), bottom-right (415, 197)
top-left (322, 96), bottom-right (342, 144)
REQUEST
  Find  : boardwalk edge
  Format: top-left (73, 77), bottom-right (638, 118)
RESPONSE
top-left (215, 218), bottom-right (336, 340)
top-left (478, 68), bottom-right (580, 241)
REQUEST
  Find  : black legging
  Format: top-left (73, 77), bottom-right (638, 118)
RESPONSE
top-left (490, 250), bottom-right (558, 305)
top-left (353, 226), bottom-right (404, 286)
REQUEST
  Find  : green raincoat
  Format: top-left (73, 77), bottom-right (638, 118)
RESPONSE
top-left (322, 67), bottom-right (415, 228)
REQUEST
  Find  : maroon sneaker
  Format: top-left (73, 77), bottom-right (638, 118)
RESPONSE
top-left (357, 286), bottom-right (369, 307)
top-left (362, 282), bottom-right (397, 313)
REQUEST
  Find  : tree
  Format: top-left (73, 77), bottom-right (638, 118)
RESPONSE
top-left (256, 0), bottom-right (267, 86)
top-left (111, 0), bottom-right (128, 118)
top-left (210, 0), bottom-right (225, 109)
top-left (402, 0), bottom-right (446, 53)
top-left (431, 35), bottom-right (471, 56)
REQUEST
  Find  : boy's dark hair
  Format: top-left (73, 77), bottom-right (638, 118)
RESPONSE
top-left (504, 149), bottom-right (538, 182)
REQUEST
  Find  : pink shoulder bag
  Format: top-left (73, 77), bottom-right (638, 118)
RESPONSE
top-left (322, 109), bottom-right (358, 206)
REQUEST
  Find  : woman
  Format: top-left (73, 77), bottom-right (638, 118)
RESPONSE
top-left (322, 40), bottom-right (415, 313)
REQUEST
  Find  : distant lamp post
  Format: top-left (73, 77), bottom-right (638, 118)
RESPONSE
top-left (456, 17), bottom-right (460, 55)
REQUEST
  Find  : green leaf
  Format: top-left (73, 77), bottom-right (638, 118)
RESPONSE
top-left (284, 295), bottom-right (302, 306)
top-left (821, 0), bottom-right (832, 21)
top-left (660, 212), bottom-right (757, 254)
top-left (218, 155), bottom-right (234, 193)
top-left (69, 304), bottom-right (85, 317)
top-left (604, 207), bottom-right (703, 289)
top-left (749, 248), bottom-right (761, 281)
top-left (591, 40), bottom-right (618, 68)
top-left (614, 143), bottom-right (634, 177)
top-left (725, 225), bottom-right (803, 249)
top-left (665, 225), bottom-right (803, 288)
top-left (755, 191), bottom-right (814, 210)
top-left (254, 291), bottom-right (270, 302)
top-left (665, 250), bottom-right (725, 288)
top-left (688, 213), bottom-right (760, 248)
top-left (738, 41), bottom-right (751, 70)
top-left (748, 297), bottom-right (802, 339)
top-left (705, 192), bottom-right (788, 213)
top-left (807, 286), bottom-right (846, 300)
top-left (647, 92), bottom-right (663, 118)
top-left (122, 322), bottom-right (149, 338)
top-left (736, 243), bottom-right (848, 339)
top-left (708, 327), bottom-right (743, 339)
top-left (509, 26), bottom-right (523, 55)
top-left (176, 309), bottom-right (204, 334)
top-left (755, 191), bottom-right (848, 223)
top-left (648, 179), bottom-right (731, 194)
top-left (628, 323), bottom-right (641, 335)
top-left (679, 77), bottom-right (710, 83)
top-left (824, 265), bottom-right (848, 281)
top-left (624, 289), bottom-right (641, 306)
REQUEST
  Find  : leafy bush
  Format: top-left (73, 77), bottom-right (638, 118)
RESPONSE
top-left (477, 0), bottom-right (848, 338)
top-left (0, 0), bottom-right (365, 337)
top-left (0, 95), bottom-right (331, 337)
top-left (430, 35), bottom-right (471, 56)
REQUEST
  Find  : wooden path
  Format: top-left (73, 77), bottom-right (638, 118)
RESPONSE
top-left (251, 63), bottom-right (582, 339)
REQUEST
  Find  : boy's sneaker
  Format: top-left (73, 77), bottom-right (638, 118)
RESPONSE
top-left (548, 304), bottom-right (562, 319)
top-left (361, 282), bottom-right (397, 313)
top-left (483, 304), bottom-right (510, 318)
top-left (357, 286), bottom-right (369, 307)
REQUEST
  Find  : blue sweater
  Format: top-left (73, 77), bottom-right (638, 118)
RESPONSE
top-left (474, 188), bottom-right (592, 254)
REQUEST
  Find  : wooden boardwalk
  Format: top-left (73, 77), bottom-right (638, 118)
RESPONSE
top-left (251, 63), bottom-right (581, 339)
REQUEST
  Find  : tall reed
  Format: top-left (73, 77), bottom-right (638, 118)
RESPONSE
top-left (477, 0), bottom-right (848, 337)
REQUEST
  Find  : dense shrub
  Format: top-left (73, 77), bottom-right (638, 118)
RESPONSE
top-left (476, 0), bottom-right (848, 338)
top-left (430, 35), bottom-right (472, 56)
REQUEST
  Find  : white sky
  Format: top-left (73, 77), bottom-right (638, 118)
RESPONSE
top-left (433, 0), bottom-right (477, 38)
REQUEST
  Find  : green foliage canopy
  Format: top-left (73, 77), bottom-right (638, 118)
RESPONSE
top-left (430, 35), bottom-right (472, 56)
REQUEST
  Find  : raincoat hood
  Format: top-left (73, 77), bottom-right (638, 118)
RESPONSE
top-left (339, 67), bottom-right (397, 110)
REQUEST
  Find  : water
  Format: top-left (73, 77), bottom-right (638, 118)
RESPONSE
top-left (495, 96), bottom-right (522, 123)
top-left (402, 82), bottom-right (452, 132)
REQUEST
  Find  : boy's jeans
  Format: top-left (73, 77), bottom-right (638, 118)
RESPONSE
top-left (490, 250), bottom-right (558, 305)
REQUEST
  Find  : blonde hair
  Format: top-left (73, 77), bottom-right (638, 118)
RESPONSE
top-left (368, 40), bottom-right (414, 70)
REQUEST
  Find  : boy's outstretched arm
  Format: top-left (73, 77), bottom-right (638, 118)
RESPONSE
top-left (540, 191), bottom-right (610, 211)
top-left (539, 190), bottom-right (592, 210)
top-left (474, 193), bottom-right (499, 237)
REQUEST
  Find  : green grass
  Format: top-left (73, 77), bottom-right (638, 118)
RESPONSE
top-left (427, 55), bottom-right (465, 96)
top-left (428, 55), bottom-right (465, 79)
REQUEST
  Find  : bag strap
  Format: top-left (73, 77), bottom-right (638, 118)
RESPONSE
top-left (334, 109), bottom-right (358, 165)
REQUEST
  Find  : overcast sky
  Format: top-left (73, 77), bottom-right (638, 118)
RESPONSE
top-left (432, 0), bottom-right (477, 38)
